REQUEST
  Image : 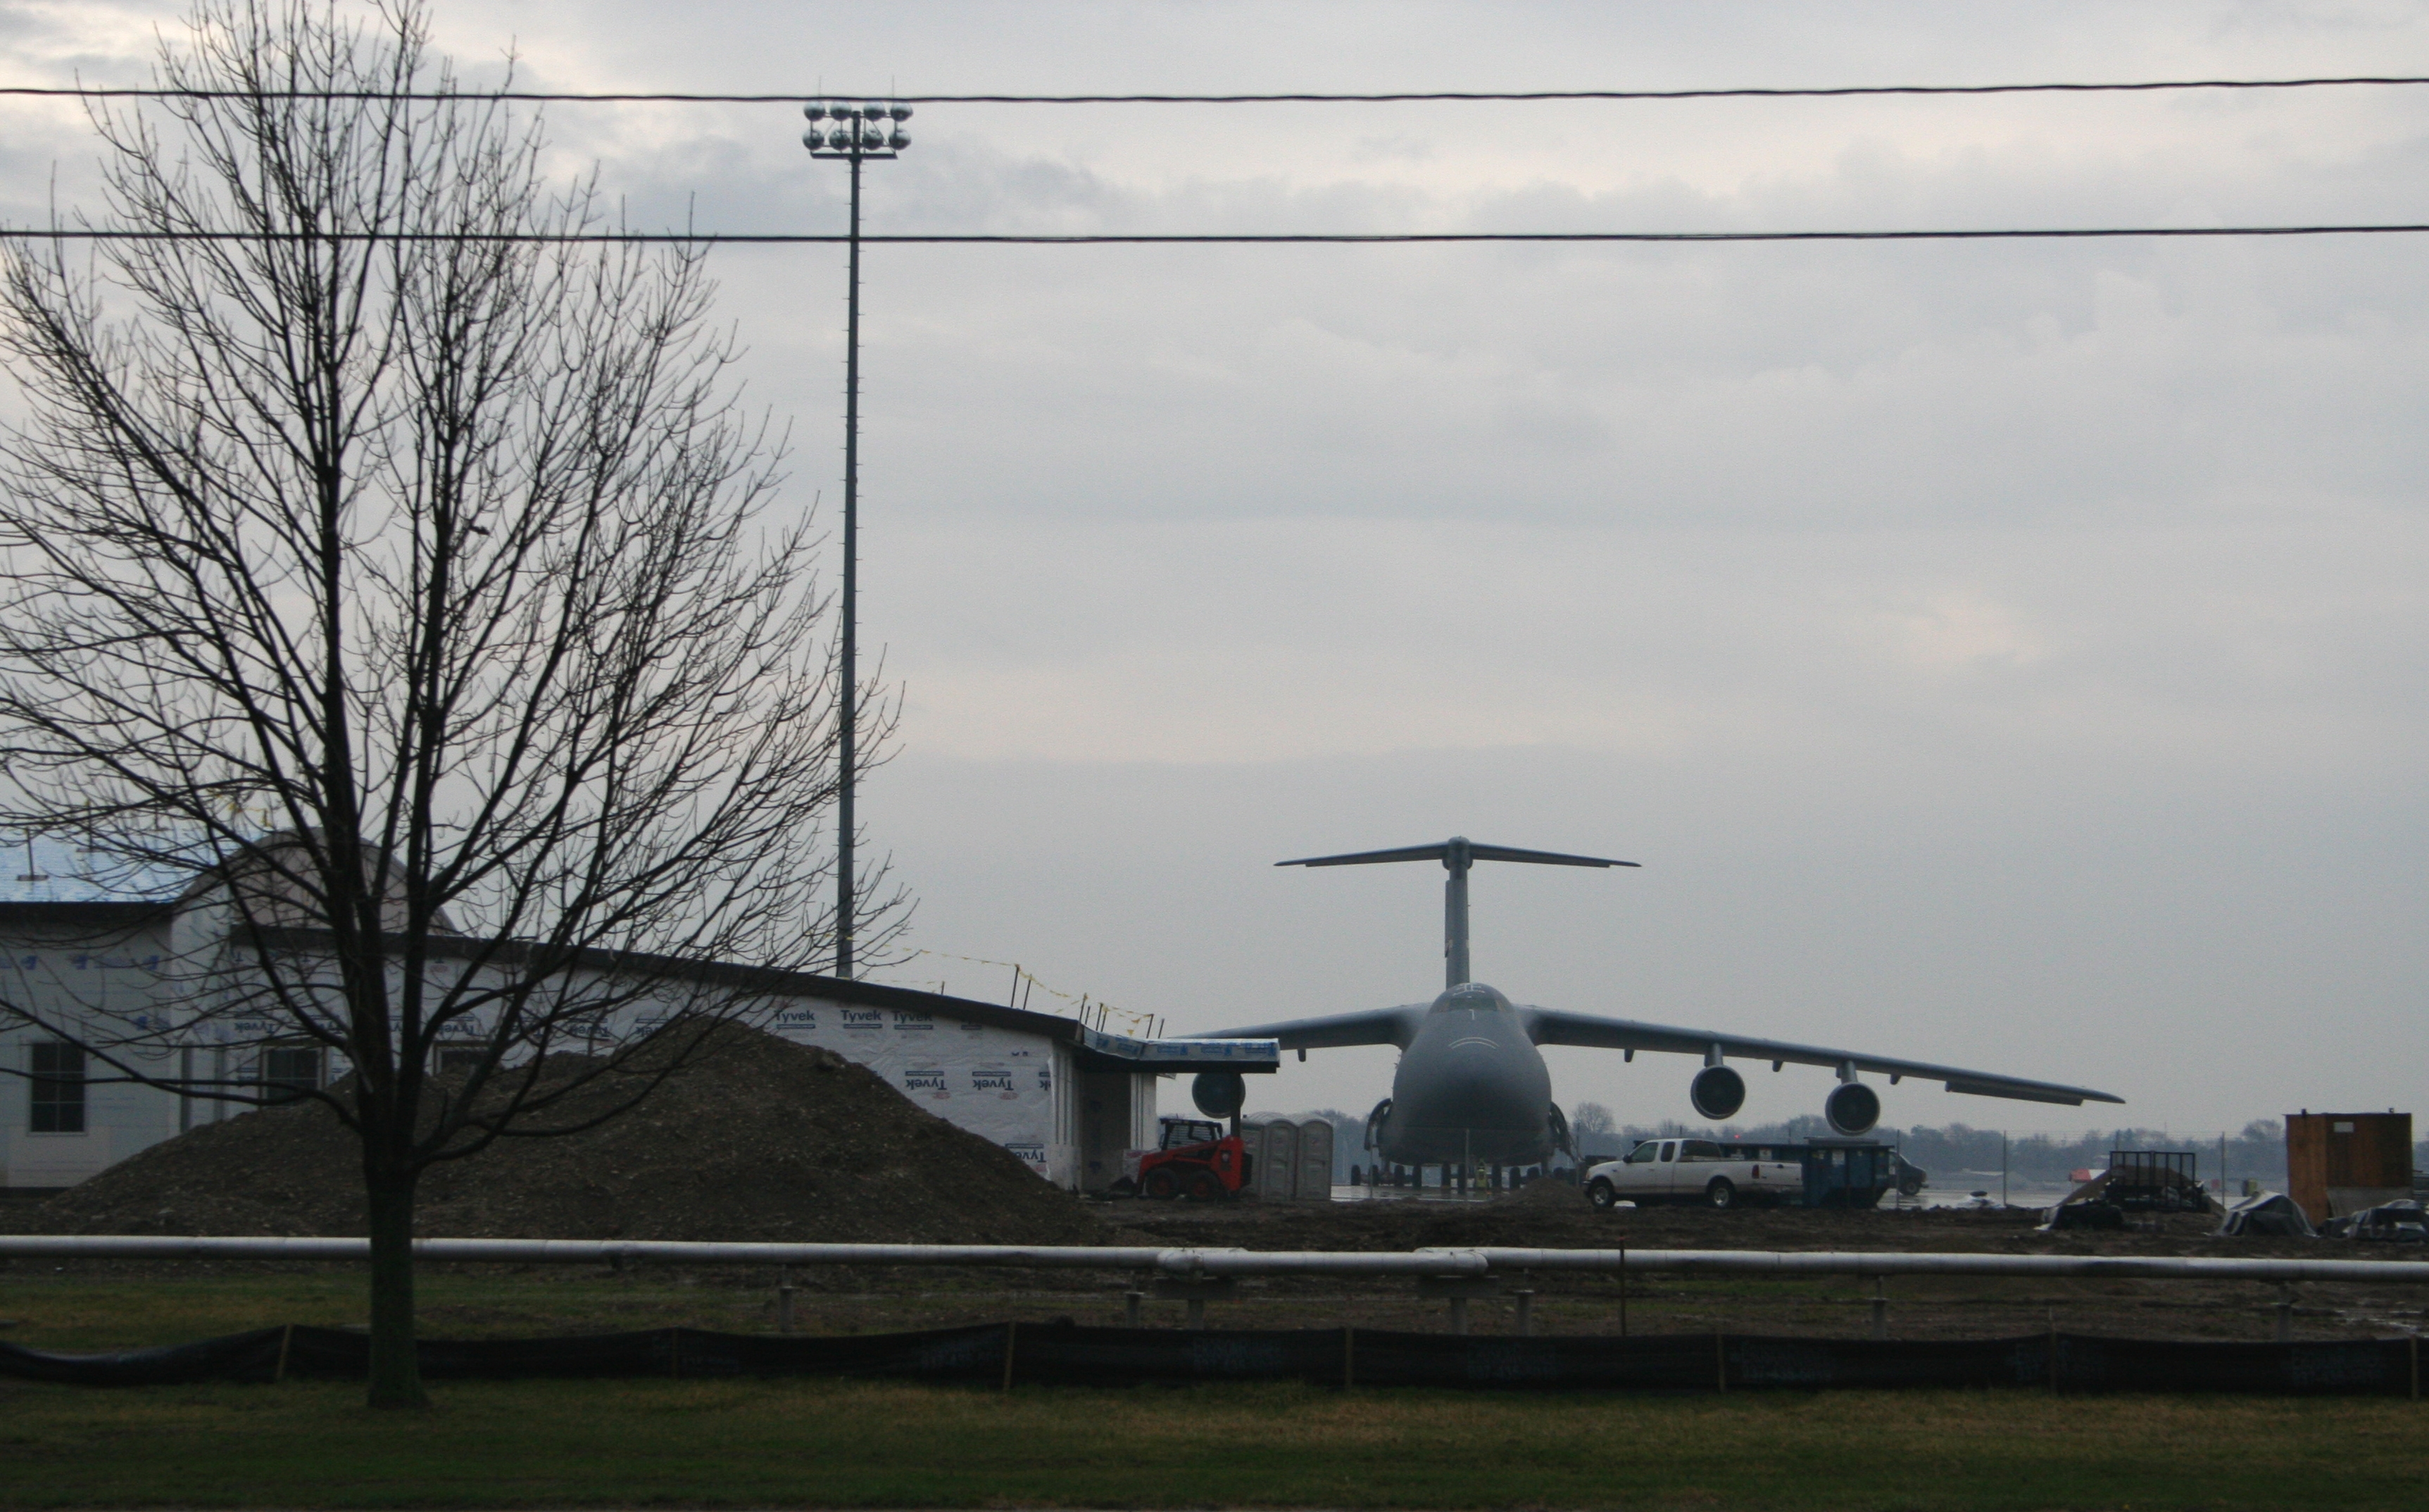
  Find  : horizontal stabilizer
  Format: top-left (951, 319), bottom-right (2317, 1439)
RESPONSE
top-left (1467, 843), bottom-right (1638, 869)
top-left (1277, 843), bottom-right (1455, 868)
top-left (1278, 838), bottom-right (1636, 869)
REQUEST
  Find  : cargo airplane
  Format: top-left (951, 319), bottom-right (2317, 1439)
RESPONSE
top-left (1186, 838), bottom-right (2121, 1171)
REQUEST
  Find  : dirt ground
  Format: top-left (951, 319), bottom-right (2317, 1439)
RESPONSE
top-left (1049, 1183), bottom-right (2428, 1342)
top-left (13, 1185), bottom-right (2407, 1347)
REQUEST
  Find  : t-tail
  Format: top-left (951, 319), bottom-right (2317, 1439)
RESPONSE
top-left (1276, 837), bottom-right (1638, 989)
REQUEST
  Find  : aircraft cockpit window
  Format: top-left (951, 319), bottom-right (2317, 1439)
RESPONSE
top-left (1430, 992), bottom-right (1498, 1015)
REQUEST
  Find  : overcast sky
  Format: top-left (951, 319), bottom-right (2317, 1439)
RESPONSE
top-left (6, 1), bottom-right (2426, 1138)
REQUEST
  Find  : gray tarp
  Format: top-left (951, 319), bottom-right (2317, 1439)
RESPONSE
top-left (2219, 1190), bottom-right (2316, 1239)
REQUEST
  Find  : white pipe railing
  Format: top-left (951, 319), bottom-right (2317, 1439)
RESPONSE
top-left (3, 1234), bottom-right (2426, 1283)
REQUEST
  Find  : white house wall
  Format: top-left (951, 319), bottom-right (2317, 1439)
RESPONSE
top-left (0, 920), bottom-right (181, 1188)
top-left (4, 902), bottom-right (1126, 1190)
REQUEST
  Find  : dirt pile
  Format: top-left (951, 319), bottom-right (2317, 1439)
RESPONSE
top-left (22, 1025), bottom-right (1103, 1246)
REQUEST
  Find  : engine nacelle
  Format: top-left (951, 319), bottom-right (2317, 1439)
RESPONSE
top-left (1825, 1081), bottom-right (1881, 1136)
top-left (1192, 1070), bottom-right (1245, 1119)
top-left (1689, 1065), bottom-right (1746, 1121)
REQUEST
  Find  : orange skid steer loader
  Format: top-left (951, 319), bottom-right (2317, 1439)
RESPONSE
top-left (1112, 1117), bottom-right (1250, 1199)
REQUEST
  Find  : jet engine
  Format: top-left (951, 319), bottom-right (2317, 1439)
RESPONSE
top-left (1689, 1064), bottom-right (1746, 1121)
top-left (1824, 1081), bottom-right (1881, 1135)
top-left (1192, 1070), bottom-right (1245, 1119)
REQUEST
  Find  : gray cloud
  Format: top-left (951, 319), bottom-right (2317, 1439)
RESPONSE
top-left (8, 0), bottom-right (2427, 1133)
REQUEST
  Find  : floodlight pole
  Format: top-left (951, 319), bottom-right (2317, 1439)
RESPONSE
top-left (804, 101), bottom-right (910, 979)
top-left (838, 149), bottom-right (862, 979)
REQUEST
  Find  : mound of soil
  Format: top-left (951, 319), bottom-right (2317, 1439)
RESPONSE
top-left (23, 1024), bottom-right (1103, 1246)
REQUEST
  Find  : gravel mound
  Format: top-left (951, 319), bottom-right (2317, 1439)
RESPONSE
top-left (23, 1024), bottom-right (1103, 1246)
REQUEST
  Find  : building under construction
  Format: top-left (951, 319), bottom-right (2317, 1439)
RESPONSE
top-left (2283, 1111), bottom-right (2413, 1223)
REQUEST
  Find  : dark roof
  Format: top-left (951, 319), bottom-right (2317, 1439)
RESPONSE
top-left (234, 924), bottom-right (1179, 1069)
top-left (0, 900), bottom-right (168, 931)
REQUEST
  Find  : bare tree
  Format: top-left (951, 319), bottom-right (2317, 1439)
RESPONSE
top-left (0, 0), bottom-right (900, 1407)
top-left (1569, 1101), bottom-right (1617, 1151)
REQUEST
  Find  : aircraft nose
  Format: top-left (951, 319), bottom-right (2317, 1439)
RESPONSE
top-left (1414, 1044), bottom-right (1543, 1129)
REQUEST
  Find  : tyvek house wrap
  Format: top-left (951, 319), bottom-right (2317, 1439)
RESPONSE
top-left (764, 1000), bottom-right (1069, 1184)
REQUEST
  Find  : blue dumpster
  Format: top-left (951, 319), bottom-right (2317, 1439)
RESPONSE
top-left (1800, 1139), bottom-right (1900, 1209)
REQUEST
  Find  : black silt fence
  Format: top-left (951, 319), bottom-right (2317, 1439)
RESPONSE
top-left (2, 1323), bottom-right (2421, 1395)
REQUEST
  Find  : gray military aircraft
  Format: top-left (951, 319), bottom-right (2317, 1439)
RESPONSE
top-left (1187, 838), bottom-right (2122, 1173)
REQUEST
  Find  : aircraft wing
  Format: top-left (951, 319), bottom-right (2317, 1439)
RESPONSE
top-left (1190, 1005), bottom-right (1429, 1052)
top-left (1519, 1007), bottom-right (2122, 1107)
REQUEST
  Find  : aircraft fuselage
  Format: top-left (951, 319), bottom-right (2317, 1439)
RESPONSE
top-left (1374, 983), bottom-right (1555, 1166)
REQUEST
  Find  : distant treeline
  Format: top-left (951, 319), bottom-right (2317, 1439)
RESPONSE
top-left (1576, 1113), bottom-right (2301, 1187)
top-left (1285, 1108), bottom-right (2425, 1190)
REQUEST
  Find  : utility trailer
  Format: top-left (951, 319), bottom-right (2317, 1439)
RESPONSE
top-left (2105, 1149), bottom-right (2206, 1214)
top-left (1799, 1138), bottom-right (1909, 1209)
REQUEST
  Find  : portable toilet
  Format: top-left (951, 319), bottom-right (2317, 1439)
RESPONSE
top-left (1296, 1118), bottom-right (1334, 1200)
top-left (1248, 1117), bottom-right (1300, 1200)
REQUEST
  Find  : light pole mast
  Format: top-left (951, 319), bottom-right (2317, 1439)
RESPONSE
top-left (804, 99), bottom-right (910, 979)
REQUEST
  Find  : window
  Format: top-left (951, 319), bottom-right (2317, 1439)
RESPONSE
top-left (1624, 1142), bottom-right (1658, 1164)
top-left (1681, 1140), bottom-right (1725, 1161)
top-left (436, 1047), bottom-right (486, 1076)
top-left (1162, 1120), bottom-right (1221, 1149)
top-left (30, 1039), bottom-right (85, 1133)
top-left (258, 1046), bottom-right (325, 1104)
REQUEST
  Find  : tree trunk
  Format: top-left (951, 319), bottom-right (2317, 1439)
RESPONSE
top-left (364, 1164), bottom-right (427, 1409)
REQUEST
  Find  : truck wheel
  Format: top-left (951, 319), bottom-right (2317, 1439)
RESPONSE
top-left (1143, 1168), bottom-right (1180, 1200)
top-left (1705, 1178), bottom-right (1736, 1210)
top-left (1587, 1178), bottom-right (1617, 1211)
top-left (1898, 1173), bottom-right (1923, 1198)
top-left (1187, 1171), bottom-right (1226, 1202)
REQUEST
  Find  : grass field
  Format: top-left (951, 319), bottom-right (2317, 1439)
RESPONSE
top-left (1, 1375), bottom-right (2425, 1509)
top-left (4, 1271), bottom-right (2426, 1508)
top-left (0, 1263), bottom-right (2364, 1348)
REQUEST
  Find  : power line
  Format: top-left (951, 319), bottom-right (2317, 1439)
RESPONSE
top-left (4, 76), bottom-right (2429, 106)
top-left (7, 224), bottom-right (2429, 244)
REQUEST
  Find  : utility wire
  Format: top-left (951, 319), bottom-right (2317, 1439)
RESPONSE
top-left (7, 225), bottom-right (2429, 244)
top-left (4, 76), bottom-right (2429, 105)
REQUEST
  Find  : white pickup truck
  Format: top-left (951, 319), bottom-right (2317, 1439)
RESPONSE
top-left (1583, 1138), bottom-right (1807, 1210)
